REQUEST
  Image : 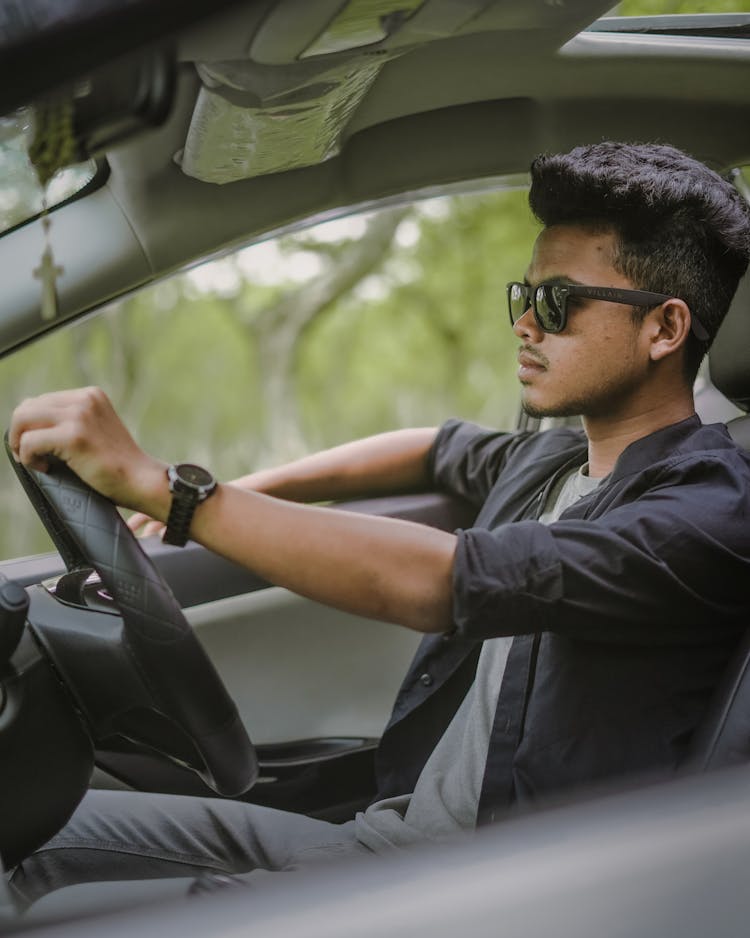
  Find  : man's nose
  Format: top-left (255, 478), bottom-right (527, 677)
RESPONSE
top-left (512, 305), bottom-right (543, 341)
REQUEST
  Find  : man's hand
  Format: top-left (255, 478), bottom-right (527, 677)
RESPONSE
top-left (9, 387), bottom-right (169, 518)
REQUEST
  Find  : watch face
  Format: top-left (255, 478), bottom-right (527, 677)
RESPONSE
top-left (177, 464), bottom-right (214, 487)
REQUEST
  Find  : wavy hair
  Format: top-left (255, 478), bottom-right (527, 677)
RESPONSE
top-left (529, 142), bottom-right (750, 379)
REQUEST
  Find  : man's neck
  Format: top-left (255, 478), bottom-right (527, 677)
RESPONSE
top-left (583, 395), bottom-right (696, 478)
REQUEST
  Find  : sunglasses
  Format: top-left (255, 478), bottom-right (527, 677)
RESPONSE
top-left (507, 281), bottom-right (709, 342)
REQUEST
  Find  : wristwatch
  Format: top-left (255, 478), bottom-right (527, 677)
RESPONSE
top-left (163, 463), bottom-right (217, 547)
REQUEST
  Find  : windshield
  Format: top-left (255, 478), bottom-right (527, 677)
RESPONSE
top-left (0, 108), bottom-right (97, 236)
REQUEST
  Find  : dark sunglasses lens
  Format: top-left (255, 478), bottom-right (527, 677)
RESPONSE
top-left (508, 283), bottom-right (530, 323)
top-left (535, 285), bottom-right (564, 332)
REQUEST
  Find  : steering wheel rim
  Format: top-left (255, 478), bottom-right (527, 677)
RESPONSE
top-left (6, 434), bottom-right (258, 797)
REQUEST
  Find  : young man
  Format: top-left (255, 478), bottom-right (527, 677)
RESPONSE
top-left (9, 142), bottom-right (750, 905)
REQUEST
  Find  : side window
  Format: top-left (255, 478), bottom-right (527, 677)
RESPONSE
top-left (0, 188), bottom-right (538, 558)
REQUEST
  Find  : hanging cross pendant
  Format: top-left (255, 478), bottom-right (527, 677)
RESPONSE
top-left (33, 245), bottom-right (64, 321)
top-left (33, 216), bottom-right (64, 321)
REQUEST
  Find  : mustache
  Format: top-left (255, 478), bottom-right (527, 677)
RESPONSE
top-left (518, 345), bottom-right (549, 369)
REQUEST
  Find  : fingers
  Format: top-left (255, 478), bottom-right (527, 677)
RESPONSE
top-left (8, 391), bottom-right (73, 463)
top-left (11, 427), bottom-right (61, 473)
top-left (127, 511), bottom-right (150, 533)
top-left (127, 512), bottom-right (166, 538)
top-left (9, 387), bottom-right (110, 469)
top-left (143, 520), bottom-right (167, 538)
top-left (8, 387), bottom-right (167, 514)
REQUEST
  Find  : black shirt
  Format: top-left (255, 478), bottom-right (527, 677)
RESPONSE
top-left (374, 415), bottom-right (750, 822)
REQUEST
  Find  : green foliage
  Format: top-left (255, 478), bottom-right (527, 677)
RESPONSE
top-left (298, 191), bottom-right (538, 449)
top-left (0, 188), bottom-right (536, 558)
top-left (616, 0), bottom-right (749, 14)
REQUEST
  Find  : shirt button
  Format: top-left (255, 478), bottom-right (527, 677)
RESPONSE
top-left (419, 673), bottom-right (433, 687)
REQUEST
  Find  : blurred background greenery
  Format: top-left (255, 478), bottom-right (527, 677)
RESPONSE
top-left (0, 189), bottom-right (539, 558)
top-left (0, 0), bottom-right (747, 558)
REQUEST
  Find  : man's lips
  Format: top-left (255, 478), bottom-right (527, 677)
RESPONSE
top-left (517, 348), bottom-right (548, 379)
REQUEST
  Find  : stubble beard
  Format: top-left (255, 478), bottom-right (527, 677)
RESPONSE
top-left (521, 397), bottom-right (583, 419)
top-left (520, 368), bottom-right (644, 421)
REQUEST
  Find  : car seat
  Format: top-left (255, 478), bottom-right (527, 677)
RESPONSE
top-left (684, 268), bottom-right (750, 769)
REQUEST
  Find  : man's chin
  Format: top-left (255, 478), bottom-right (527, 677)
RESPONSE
top-left (521, 396), bottom-right (583, 420)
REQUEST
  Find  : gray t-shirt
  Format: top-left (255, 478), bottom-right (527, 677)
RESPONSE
top-left (355, 463), bottom-right (603, 852)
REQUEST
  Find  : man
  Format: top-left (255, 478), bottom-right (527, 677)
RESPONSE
top-left (9, 141), bottom-right (750, 905)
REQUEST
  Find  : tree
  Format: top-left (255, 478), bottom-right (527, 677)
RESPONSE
top-left (616, 0), bottom-right (748, 14)
top-left (224, 207), bottom-right (409, 463)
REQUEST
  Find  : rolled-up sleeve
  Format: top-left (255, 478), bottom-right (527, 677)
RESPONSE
top-left (427, 419), bottom-right (526, 507)
top-left (452, 457), bottom-right (750, 645)
top-left (453, 523), bottom-right (562, 638)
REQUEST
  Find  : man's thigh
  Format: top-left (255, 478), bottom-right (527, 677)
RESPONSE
top-left (10, 788), bottom-right (363, 907)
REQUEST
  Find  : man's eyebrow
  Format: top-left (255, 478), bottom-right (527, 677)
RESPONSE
top-left (523, 274), bottom-right (586, 287)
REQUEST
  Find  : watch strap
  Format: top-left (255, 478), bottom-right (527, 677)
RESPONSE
top-left (163, 464), bottom-right (217, 547)
top-left (163, 487), bottom-right (200, 547)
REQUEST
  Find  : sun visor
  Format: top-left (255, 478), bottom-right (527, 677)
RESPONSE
top-left (176, 54), bottom-right (392, 184)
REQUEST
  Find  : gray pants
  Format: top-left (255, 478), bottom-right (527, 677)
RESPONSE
top-left (10, 789), bottom-right (368, 912)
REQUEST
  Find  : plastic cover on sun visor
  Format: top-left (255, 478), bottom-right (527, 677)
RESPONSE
top-left (176, 53), bottom-right (396, 184)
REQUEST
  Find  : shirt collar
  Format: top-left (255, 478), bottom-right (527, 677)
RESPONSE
top-left (608, 414), bottom-right (704, 483)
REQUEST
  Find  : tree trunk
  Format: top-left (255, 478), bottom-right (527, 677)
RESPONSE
top-left (235, 207), bottom-right (409, 463)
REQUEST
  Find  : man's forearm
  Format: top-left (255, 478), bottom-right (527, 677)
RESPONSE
top-left (9, 390), bottom-right (452, 632)
top-left (190, 426), bottom-right (453, 632)
top-left (189, 484), bottom-right (456, 633)
top-left (232, 428), bottom-right (438, 502)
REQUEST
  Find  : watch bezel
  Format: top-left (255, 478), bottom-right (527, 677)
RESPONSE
top-left (163, 463), bottom-right (218, 547)
top-left (167, 463), bottom-right (216, 499)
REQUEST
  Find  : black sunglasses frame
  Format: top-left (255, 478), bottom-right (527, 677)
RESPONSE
top-left (506, 282), bottom-right (709, 342)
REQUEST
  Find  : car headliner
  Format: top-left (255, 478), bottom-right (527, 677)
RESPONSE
top-left (1, 0), bottom-right (749, 359)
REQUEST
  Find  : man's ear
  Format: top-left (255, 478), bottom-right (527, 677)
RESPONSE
top-left (647, 299), bottom-right (692, 363)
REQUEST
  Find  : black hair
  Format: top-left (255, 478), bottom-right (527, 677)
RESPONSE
top-left (529, 142), bottom-right (750, 380)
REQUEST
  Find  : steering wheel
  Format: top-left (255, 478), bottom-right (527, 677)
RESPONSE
top-left (5, 434), bottom-right (258, 797)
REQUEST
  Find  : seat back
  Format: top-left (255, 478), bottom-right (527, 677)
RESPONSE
top-left (685, 269), bottom-right (750, 769)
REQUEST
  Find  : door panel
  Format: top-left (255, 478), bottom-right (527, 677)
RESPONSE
top-left (186, 587), bottom-right (421, 744)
